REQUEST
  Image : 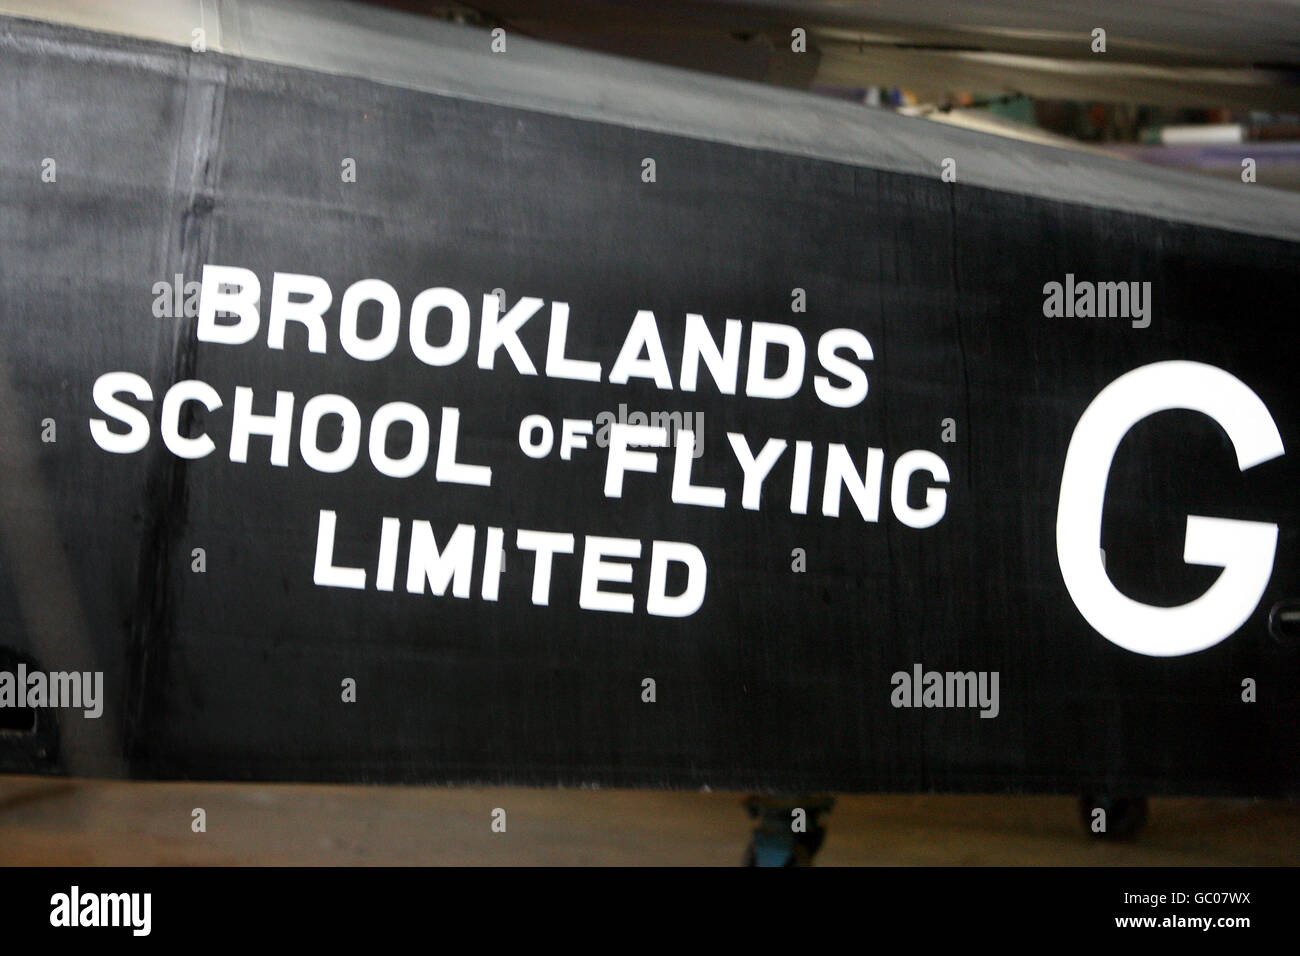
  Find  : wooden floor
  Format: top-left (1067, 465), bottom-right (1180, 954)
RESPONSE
top-left (0, 775), bottom-right (1295, 865)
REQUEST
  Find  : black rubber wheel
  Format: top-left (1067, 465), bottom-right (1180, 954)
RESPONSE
top-left (1079, 794), bottom-right (1148, 840)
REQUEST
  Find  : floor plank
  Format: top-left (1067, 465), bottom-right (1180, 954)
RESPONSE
top-left (1, 776), bottom-right (1295, 865)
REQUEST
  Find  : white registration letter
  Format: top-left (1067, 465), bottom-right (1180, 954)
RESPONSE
top-left (1056, 361), bottom-right (1283, 656)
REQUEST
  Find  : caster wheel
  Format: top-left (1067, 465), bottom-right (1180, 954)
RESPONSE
top-left (742, 794), bottom-right (833, 865)
top-left (1079, 794), bottom-right (1148, 840)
